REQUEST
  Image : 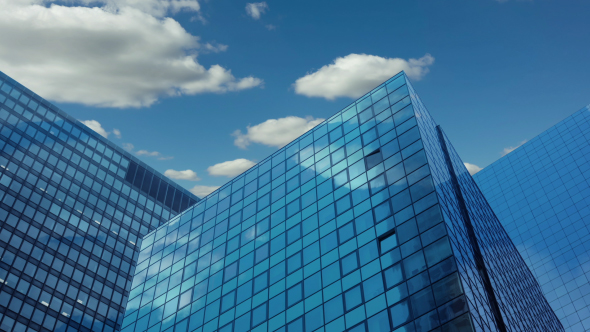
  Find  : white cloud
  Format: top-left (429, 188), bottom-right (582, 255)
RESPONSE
top-left (294, 53), bottom-right (435, 100)
top-left (189, 185), bottom-right (220, 197)
top-left (245, 2), bottom-right (268, 20)
top-left (464, 163), bottom-right (483, 175)
top-left (136, 150), bottom-right (160, 157)
top-left (81, 120), bottom-right (109, 138)
top-left (207, 159), bottom-right (256, 177)
top-left (136, 149), bottom-right (173, 160)
top-left (502, 140), bottom-right (527, 156)
top-left (265, 24), bottom-right (276, 31)
top-left (113, 128), bottom-right (122, 139)
top-left (121, 142), bottom-right (172, 160)
top-left (164, 169), bottom-right (200, 181)
top-left (233, 116), bottom-right (324, 149)
top-left (0, 0), bottom-right (262, 108)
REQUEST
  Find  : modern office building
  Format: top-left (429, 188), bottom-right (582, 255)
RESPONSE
top-left (474, 105), bottom-right (590, 332)
top-left (0, 71), bottom-right (199, 332)
top-left (121, 72), bottom-right (562, 332)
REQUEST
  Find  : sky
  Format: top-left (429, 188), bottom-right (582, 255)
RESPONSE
top-left (1, 0), bottom-right (589, 198)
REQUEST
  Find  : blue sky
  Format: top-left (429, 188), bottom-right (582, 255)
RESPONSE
top-left (1, 0), bottom-right (589, 197)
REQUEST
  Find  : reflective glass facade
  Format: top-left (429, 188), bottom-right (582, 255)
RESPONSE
top-left (0, 71), bottom-right (199, 332)
top-left (122, 72), bottom-right (561, 332)
top-left (475, 105), bottom-right (590, 332)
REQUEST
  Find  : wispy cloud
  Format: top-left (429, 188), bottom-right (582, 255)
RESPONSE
top-left (122, 143), bottom-right (173, 160)
top-left (122, 143), bottom-right (134, 152)
top-left (202, 42), bottom-right (229, 53)
top-left (502, 140), bottom-right (527, 156)
top-left (245, 2), bottom-right (268, 20)
top-left (136, 150), bottom-right (173, 160)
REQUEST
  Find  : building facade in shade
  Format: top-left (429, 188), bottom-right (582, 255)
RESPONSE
top-left (121, 72), bottom-right (562, 332)
top-left (474, 105), bottom-right (590, 332)
top-left (0, 71), bottom-right (199, 332)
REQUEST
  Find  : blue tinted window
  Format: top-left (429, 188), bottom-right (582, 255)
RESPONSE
top-left (287, 253), bottom-right (302, 274)
top-left (345, 286), bottom-right (363, 311)
top-left (270, 261), bottom-right (286, 284)
top-left (221, 291), bottom-right (235, 312)
top-left (390, 300), bottom-right (411, 328)
top-left (252, 303), bottom-right (267, 327)
top-left (288, 284), bottom-right (302, 307)
top-left (320, 232), bottom-right (338, 254)
top-left (411, 287), bottom-right (435, 317)
top-left (338, 222), bottom-right (355, 243)
top-left (287, 225), bottom-right (301, 244)
top-left (305, 306), bottom-right (324, 332)
top-left (424, 237), bottom-right (452, 267)
top-left (363, 274), bottom-right (384, 301)
top-left (367, 310), bottom-right (390, 332)
top-left (254, 272), bottom-right (268, 293)
top-left (322, 262), bottom-right (340, 287)
top-left (341, 252), bottom-right (359, 276)
top-left (237, 281), bottom-right (253, 303)
top-left (304, 272), bottom-right (322, 297)
top-left (269, 293), bottom-right (286, 318)
top-left (324, 295), bottom-right (344, 323)
top-left (359, 241), bottom-right (379, 266)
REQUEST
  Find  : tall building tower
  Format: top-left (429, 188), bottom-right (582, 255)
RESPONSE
top-left (0, 71), bottom-right (199, 332)
top-left (121, 72), bottom-right (562, 332)
top-left (474, 105), bottom-right (590, 332)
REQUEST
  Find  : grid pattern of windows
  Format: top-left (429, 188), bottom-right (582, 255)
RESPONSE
top-left (475, 105), bottom-right (590, 332)
top-left (122, 72), bottom-right (561, 332)
top-left (409, 82), bottom-right (563, 332)
top-left (0, 71), bottom-right (199, 332)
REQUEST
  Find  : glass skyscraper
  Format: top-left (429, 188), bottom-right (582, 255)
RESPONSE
top-left (475, 105), bottom-right (590, 332)
top-left (0, 71), bottom-right (199, 332)
top-left (121, 72), bottom-right (562, 332)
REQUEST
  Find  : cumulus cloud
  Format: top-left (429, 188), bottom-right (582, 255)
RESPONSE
top-left (81, 120), bottom-right (110, 138)
top-left (74, 0), bottom-right (201, 17)
top-left (0, 0), bottom-right (262, 108)
top-left (233, 116), bottom-right (324, 149)
top-left (502, 140), bottom-right (527, 156)
top-left (294, 53), bottom-right (435, 100)
top-left (164, 169), bottom-right (200, 181)
top-left (464, 163), bottom-right (483, 175)
top-left (113, 128), bottom-right (122, 139)
top-left (189, 185), bottom-right (220, 197)
top-left (207, 159), bottom-right (256, 177)
top-left (245, 2), bottom-right (268, 20)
